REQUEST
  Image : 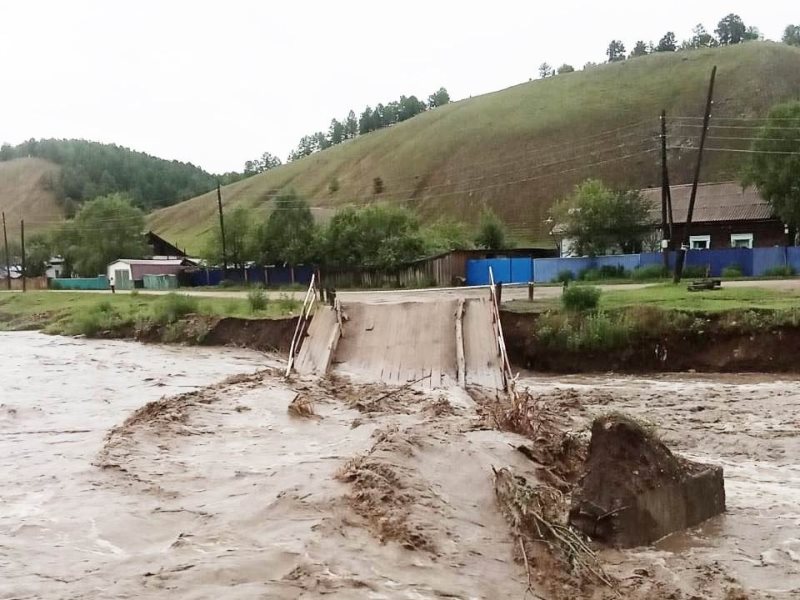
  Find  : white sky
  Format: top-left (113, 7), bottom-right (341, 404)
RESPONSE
top-left (0, 1), bottom-right (795, 173)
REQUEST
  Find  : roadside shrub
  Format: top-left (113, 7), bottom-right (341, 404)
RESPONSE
top-left (219, 279), bottom-right (236, 288)
top-left (561, 285), bottom-right (601, 312)
top-left (764, 265), bottom-right (796, 277)
top-left (578, 267), bottom-right (601, 281)
top-left (554, 269), bottom-right (575, 284)
top-left (599, 265), bottom-right (627, 278)
top-left (247, 287), bottom-right (268, 312)
top-left (150, 293), bottom-right (199, 325)
top-left (579, 265), bottom-right (627, 281)
top-left (721, 264), bottom-right (743, 278)
top-left (631, 264), bottom-right (667, 280)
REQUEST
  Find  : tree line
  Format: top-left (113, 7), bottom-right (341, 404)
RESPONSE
top-left (0, 139), bottom-right (226, 214)
top-left (3, 191), bottom-right (510, 278)
top-left (285, 87), bottom-right (450, 162)
top-left (204, 190), bottom-right (505, 272)
top-left (539, 14), bottom-right (800, 78)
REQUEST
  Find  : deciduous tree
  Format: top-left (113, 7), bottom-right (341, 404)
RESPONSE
top-left (474, 208), bottom-right (509, 250)
top-left (557, 64), bottom-right (575, 74)
top-left (254, 190), bottom-right (317, 265)
top-left (783, 24), bottom-right (800, 46)
top-left (428, 87), bottom-right (451, 107)
top-left (322, 204), bottom-right (426, 269)
top-left (742, 101), bottom-right (800, 241)
top-left (715, 13), bottom-right (747, 45)
top-left (550, 179), bottom-right (653, 256)
top-left (54, 193), bottom-right (147, 276)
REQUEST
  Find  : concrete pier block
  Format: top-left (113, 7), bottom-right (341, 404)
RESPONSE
top-left (568, 415), bottom-right (725, 547)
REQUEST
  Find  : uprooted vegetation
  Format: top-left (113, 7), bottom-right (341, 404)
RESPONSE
top-left (335, 425), bottom-right (435, 552)
top-left (493, 466), bottom-right (614, 594)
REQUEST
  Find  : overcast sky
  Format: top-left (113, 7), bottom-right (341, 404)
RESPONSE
top-left (0, 1), bottom-right (795, 173)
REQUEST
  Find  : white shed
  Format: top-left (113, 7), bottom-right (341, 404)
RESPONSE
top-left (107, 259), bottom-right (187, 289)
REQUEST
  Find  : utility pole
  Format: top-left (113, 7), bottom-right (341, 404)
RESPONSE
top-left (2, 212), bottom-right (10, 290)
top-left (20, 219), bottom-right (26, 292)
top-left (217, 182), bottom-right (228, 278)
top-left (660, 110), bottom-right (670, 270)
top-left (674, 65), bottom-right (716, 283)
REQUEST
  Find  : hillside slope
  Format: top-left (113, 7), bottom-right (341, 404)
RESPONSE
top-left (149, 42), bottom-right (800, 253)
top-left (0, 158), bottom-right (64, 241)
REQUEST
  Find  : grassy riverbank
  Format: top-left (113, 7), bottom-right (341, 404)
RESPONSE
top-left (501, 282), bottom-right (800, 372)
top-left (0, 291), bottom-right (300, 337)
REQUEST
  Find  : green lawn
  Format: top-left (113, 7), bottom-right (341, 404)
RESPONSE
top-left (505, 283), bottom-right (800, 314)
top-left (0, 291), bottom-right (299, 333)
top-left (600, 284), bottom-right (800, 312)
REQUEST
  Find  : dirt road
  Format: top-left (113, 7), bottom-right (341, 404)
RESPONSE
top-left (18, 277), bottom-right (800, 304)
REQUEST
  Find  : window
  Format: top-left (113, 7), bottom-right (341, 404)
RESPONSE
top-left (689, 235), bottom-right (711, 250)
top-left (730, 233), bottom-right (753, 249)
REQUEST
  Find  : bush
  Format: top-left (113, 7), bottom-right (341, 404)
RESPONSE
top-left (150, 293), bottom-right (199, 325)
top-left (218, 279), bottom-right (236, 288)
top-left (631, 264), bottom-right (668, 280)
top-left (277, 293), bottom-right (301, 314)
top-left (721, 264), bottom-right (743, 278)
top-left (763, 265), bottom-right (796, 277)
top-left (247, 287), bottom-right (268, 312)
top-left (561, 285), bottom-right (601, 312)
top-left (554, 269), bottom-right (575, 284)
top-left (579, 265), bottom-right (627, 281)
top-left (578, 267), bottom-right (601, 281)
top-left (67, 301), bottom-right (129, 336)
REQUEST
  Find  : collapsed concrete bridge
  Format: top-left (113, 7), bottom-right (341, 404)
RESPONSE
top-left (289, 295), bottom-right (510, 391)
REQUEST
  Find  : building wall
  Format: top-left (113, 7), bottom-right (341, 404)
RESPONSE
top-left (669, 220), bottom-right (786, 249)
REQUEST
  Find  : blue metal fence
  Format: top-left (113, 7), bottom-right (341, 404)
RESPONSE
top-left (186, 266), bottom-right (315, 287)
top-left (464, 248), bottom-right (800, 286)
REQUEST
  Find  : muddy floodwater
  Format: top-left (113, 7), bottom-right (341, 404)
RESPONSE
top-left (522, 373), bottom-right (800, 598)
top-left (2, 332), bottom-right (799, 599)
top-left (0, 332), bottom-right (266, 599)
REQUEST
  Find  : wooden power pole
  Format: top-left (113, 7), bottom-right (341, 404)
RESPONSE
top-left (217, 182), bottom-right (228, 277)
top-left (660, 110), bottom-right (672, 270)
top-left (20, 219), bottom-right (26, 292)
top-left (2, 212), bottom-right (10, 290)
top-left (674, 66), bottom-right (716, 283)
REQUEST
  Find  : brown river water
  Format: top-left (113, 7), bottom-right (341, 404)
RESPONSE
top-left (1, 332), bottom-right (798, 599)
top-left (521, 374), bottom-right (800, 598)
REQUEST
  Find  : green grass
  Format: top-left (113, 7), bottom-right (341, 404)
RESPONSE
top-left (0, 291), bottom-right (299, 334)
top-left (146, 42), bottom-right (800, 253)
top-left (600, 284), bottom-right (800, 312)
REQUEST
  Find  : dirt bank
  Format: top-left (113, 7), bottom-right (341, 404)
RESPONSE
top-left (502, 311), bottom-right (800, 373)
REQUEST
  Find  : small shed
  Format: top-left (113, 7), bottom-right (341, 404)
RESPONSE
top-left (107, 259), bottom-right (193, 290)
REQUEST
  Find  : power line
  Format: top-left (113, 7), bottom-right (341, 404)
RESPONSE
top-left (668, 146), bottom-right (800, 156)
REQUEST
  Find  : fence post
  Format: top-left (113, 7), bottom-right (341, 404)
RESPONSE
top-left (528, 282), bottom-right (534, 301)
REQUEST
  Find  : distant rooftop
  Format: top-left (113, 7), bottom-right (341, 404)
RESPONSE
top-left (641, 182), bottom-right (774, 224)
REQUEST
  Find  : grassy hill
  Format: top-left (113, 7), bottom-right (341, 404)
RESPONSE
top-left (150, 42), bottom-right (800, 253)
top-left (0, 158), bottom-right (64, 241)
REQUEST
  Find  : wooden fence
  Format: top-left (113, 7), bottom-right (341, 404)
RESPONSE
top-left (1, 276), bottom-right (49, 291)
top-left (320, 252), bottom-right (469, 289)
